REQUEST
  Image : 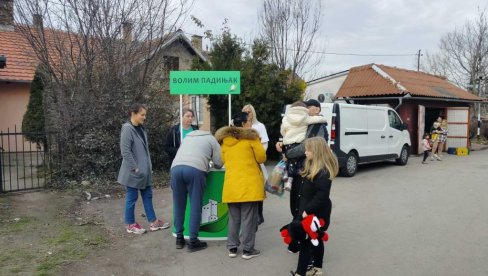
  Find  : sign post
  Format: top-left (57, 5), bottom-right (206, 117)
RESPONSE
top-left (170, 71), bottom-right (240, 127)
top-left (168, 71), bottom-right (240, 240)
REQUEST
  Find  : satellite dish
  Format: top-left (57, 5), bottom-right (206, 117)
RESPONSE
top-left (318, 94), bottom-right (326, 103)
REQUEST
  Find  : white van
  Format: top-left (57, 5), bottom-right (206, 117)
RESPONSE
top-left (284, 103), bottom-right (411, 176)
top-left (320, 103), bottom-right (411, 176)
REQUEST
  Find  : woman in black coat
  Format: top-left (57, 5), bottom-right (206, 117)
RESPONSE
top-left (292, 137), bottom-right (338, 276)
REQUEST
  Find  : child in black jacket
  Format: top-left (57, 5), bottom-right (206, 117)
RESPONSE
top-left (291, 137), bottom-right (338, 276)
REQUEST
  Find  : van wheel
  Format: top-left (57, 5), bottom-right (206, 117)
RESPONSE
top-left (341, 152), bottom-right (358, 177)
top-left (396, 146), bottom-right (409, 165)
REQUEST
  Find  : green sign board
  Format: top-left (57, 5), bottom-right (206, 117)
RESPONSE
top-left (169, 71), bottom-right (240, 95)
top-left (172, 170), bottom-right (228, 240)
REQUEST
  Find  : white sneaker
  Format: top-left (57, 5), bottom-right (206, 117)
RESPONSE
top-left (149, 219), bottom-right (170, 231)
top-left (242, 249), bottom-right (260, 260)
top-left (228, 248), bottom-right (237, 258)
top-left (306, 267), bottom-right (323, 275)
top-left (126, 223), bottom-right (146, 234)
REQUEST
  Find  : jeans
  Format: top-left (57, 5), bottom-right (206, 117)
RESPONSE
top-left (125, 185), bottom-right (156, 225)
top-left (170, 165), bottom-right (207, 241)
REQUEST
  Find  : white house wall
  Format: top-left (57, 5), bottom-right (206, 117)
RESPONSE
top-left (305, 74), bottom-right (348, 102)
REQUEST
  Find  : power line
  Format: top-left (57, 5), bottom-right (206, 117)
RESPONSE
top-left (26, 8), bottom-right (417, 58)
top-left (307, 51), bottom-right (416, 57)
top-left (182, 30), bottom-right (417, 57)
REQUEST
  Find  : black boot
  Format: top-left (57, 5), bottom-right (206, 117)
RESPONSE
top-left (187, 239), bottom-right (207, 252)
top-left (176, 235), bottom-right (185, 249)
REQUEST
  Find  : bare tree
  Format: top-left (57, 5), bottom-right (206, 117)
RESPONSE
top-left (423, 9), bottom-right (488, 90)
top-left (14, 0), bottom-right (193, 181)
top-left (258, 0), bottom-right (322, 79)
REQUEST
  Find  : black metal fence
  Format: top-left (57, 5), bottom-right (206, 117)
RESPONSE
top-left (0, 127), bottom-right (53, 193)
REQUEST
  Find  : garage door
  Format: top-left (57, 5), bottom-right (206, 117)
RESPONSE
top-left (446, 107), bottom-right (469, 148)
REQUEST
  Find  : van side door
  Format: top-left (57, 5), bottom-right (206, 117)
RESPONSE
top-left (366, 108), bottom-right (389, 158)
top-left (387, 110), bottom-right (404, 156)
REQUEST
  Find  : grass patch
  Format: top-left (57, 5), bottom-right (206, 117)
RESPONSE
top-left (0, 216), bottom-right (36, 235)
top-left (0, 248), bottom-right (36, 274)
top-left (0, 195), bottom-right (108, 276)
top-left (0, 197), bottom-right (37, 235)
top-left (36, 222), bottom-right (107, 275)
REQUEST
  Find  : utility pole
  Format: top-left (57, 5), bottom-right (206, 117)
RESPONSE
top-left (417, 49), bottom-right (422, 71)
top-left (475, 56), bottom-right (483, 139)
top-left (477, 76), bottom-right (484, 139)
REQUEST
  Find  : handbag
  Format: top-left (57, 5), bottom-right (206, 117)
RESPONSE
top-left (265, 160), bottom-right (286, 196)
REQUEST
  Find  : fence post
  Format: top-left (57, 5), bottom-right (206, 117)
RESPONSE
top-left (0, 145), bottom-right (3, 193)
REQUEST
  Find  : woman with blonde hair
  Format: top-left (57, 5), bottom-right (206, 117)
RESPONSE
top-left (242, 104), bottom-right (269, 150)
top-left (242, 104), bottom-right (269, 224)
top-left (291, 136), bottom-right (338, 276)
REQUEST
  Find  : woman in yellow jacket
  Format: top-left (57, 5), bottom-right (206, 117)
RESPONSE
top-left (215, 111), bottom-right (266, 260)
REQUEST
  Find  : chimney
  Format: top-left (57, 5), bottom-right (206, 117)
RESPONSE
top-left (122, 21), bottom-right (133, 42)
top-left (33, 14), bottom-right (43, 29)
top-left (191, 35), bottom-right (203, 52)
top-left (0, 0), bottom-right (14, 31)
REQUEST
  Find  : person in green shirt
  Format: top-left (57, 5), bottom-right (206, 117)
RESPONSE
top-left (164, 108), bottom-right (199, 163)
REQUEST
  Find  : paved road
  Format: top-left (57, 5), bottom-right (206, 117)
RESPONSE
top-left (70, 150), bottom-right (488, 276)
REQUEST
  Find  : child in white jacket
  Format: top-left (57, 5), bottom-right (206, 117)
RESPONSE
top-left (281, 101), bottom-right (327, 190)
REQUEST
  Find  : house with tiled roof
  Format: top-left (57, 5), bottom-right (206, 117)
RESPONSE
top-left (305, 63), bottom-right (484, 154)
top-left (0, 1), bottom-right (37, 141)
top-left (0, 1), bottom-right (211, 149)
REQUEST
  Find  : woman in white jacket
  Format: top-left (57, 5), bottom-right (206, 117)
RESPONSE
top-left (242, 104), bottom-right (269, 225)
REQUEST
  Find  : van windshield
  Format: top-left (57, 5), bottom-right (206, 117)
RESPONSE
top-left (388, 110), bottom-right (403, 130)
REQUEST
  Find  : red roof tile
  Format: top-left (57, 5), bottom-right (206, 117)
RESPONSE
top-left (0, 26), bottom-right (37, 82)
top-left (336, 64), bottom-right (482, 101)
top-left (0, 27), bottom-right (204, 83)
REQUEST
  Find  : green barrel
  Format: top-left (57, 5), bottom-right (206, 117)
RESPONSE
top-left (172, 169), bottom-right (228, 240)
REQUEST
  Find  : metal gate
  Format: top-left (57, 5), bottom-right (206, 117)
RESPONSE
top-left (0, 128), bottom-right (52, 193)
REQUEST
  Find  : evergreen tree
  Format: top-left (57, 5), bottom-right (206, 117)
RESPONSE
top-left (192, 35), bottom-right (304, 158)
top-left (192, 31), bottom-right (245, 129)
top-left (22, 68), bottom-right (46, 149)
top-left (235, 39), bottom-right (304, 159)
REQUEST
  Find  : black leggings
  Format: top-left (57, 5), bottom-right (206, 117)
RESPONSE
top-left (423, 150), bottom-right (429, 162)
top-left (296, 239), bottom-right (324, 275)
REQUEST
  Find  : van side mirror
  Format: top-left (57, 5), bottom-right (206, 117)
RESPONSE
top-left (402, 123), bottom-right (408, 131)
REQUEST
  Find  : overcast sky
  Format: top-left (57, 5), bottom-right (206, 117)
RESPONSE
top-left (182, 0), bottom-right (487, 81)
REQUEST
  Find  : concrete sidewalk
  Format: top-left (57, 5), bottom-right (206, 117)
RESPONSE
top-left (69, 150), bottom-right (488, 276)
